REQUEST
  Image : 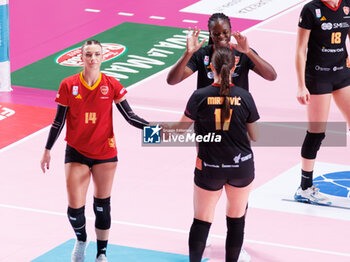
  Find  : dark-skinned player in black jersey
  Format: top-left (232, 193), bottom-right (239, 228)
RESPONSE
top-left (165, 46), bottom-right (259, 262)
top-left (167, 13), bottom-right (277, 90)
top-left (167, 13), bottom-right (276, 261)
top-left (294, 0), bottom-right (350, 205)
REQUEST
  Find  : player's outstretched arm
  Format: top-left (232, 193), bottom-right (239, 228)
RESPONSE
top-left (115, 97), bottom-right (149, 129)
top-left (231, 31), bottom-right (277, 81)
top-left (166, 27), bottom-right (206, 85)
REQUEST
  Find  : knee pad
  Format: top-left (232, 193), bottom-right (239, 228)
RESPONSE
top-left (301, 131), bottom-right (325, 159)
top-left (67, 206), bottom-right (86, 229)
top-left (93, 197), bottom-right (111, 230)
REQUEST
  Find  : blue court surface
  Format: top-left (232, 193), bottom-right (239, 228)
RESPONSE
top-left (31, 239), bottom-right (209, 262)
top-left (315, 171), bottom-right (350, 198)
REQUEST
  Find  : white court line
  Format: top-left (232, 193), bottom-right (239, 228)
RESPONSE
top-left (183, 19), bottom-right (198, 23)
top-left (118, 12), bottom-right (134, 16)
top-left (0, 125), bottom-right (50, 154)
top-left (1, 203), bottom-right (350, 258)
top-left (254, 28), bottom-right (297, 35)
top-left (149, 16), bottom-right (166, 20)
top-left (84, 9), bottom-right (101, 13)
top-left (125, 66), bottom-right (173, 91)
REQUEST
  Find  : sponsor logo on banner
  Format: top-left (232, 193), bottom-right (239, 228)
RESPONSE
top-left (100, 86), bottom-right (109, 95)
top-left (56, 43), bottom-right (127, 67)
top-left (316, 9), bottom-right (321, 18)
top-left (180, 0), bottom-right (306, 20)
top-left (344, 6), bottom-right (349, 15)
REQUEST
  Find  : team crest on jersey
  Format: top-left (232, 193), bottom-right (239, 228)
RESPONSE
top-left (235, 56), bottom-right (240, 66)
top-left (100, 86), bottom-right (109, 95)
top-left (204, 56), bottom-right (209, 66)
top-left (315, 9), bottom-right (321, 18)
top-left (72, 85), bottom-right (79, 96)
top-left (344, 6), bottom-right (349, 15)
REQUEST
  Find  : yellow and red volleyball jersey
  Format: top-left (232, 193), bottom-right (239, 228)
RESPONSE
top-left (55, 72), bottom-right (127, 159)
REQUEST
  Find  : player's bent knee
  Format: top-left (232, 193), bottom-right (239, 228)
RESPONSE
top-left (301, 131), bottom-right (325, 159)
top-left (93, 197), bottom-right (111, 230)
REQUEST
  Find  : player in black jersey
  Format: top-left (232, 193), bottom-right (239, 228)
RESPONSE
top-left (295, 0), bottom-right (350, 205)
top-left (167, 13), bottom-right (277, 90)
top-left (166, 47), bottom-right (259, 262)
top-left (166, 13), bottom-right (273, 261)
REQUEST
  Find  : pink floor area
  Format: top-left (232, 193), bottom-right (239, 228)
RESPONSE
top-left (2, 0), bottom-right (350, 261)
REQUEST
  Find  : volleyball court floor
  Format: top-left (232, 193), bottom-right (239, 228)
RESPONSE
top-left (1, 0), bottom-right (350, 261)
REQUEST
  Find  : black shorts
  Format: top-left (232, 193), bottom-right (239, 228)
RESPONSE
top-left (194, 159), bottom-right (255, 191)
top-left (65, 144), bottom-right (118, 168)
top-left (306, 74), bottom-right (350, 94)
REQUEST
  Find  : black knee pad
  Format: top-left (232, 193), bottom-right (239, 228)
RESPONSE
top-left (301, 131), bottom-right (325, 159)
top-left (67, 206), bottom-right (86, 229)
top-left (93, 197), bottom-right (111, 230)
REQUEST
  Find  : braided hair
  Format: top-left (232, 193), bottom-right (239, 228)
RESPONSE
top-left (212, 46), bottom-right (235, 126)
top-left (208, 13), bottom-right (231, 45)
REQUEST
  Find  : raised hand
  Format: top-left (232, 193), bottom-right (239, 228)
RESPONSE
top-left (231, 31), bottom-right (250, 54)
top-left (186, 27), bottom-right (207, 54)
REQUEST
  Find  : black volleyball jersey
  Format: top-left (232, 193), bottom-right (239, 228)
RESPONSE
top-left (299, 0), bottom-right (350, 80)
top-left (184, 83), bottom-right (259, 169)
top-left (186, 44), bottom-right (256, 90)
